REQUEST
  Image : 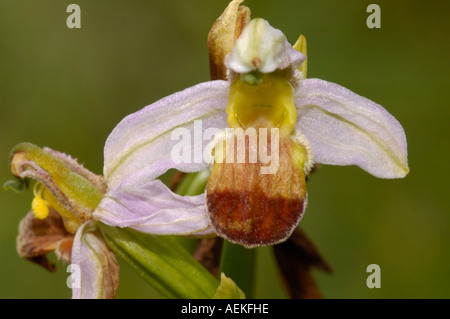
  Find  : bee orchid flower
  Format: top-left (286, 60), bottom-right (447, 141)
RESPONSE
top-left (101, 16), bottom-right (408, 249)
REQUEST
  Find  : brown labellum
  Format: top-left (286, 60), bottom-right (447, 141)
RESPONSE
top-left (206, 135), bottom-right (307, 248)
top-left (17, 208), bottom-right (74, 271)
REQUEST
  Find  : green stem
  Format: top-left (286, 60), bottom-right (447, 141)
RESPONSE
top-left (172, 173), bottom-right (197, 196)
top-left (177, 169), bottom-right (256, 298)
top-left (174, 169), bottom-right (211, 196)
top-left (99, 223), bottom-right (219, 299)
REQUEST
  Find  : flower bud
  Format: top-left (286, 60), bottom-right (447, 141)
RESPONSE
top-left (207, 0), bottom-right (251, 80)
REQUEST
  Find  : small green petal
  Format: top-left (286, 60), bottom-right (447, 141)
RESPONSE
top-left (212, 273), bottom-right (246, 299)
top-left (3, 178), bottom-right (29, 193)
top-left (218, 241), bottom-right (256, 298)
top-left (293, 34), bottom-right (307, 78)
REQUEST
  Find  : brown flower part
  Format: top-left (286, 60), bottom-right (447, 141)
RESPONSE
top-left (169, 170), bottom-right (187, 190)
top-left (208, 0), bottom-right (250, 80)
top-left (17, 208), bottom-right (74, 272)
top-left (193, 237), bottom-right (224, 277)
top-left (55, 238), bottom-right (74, 264)
top-left (273, 228), bottom-right (332, 299)
top-left (206, 135), bottom-right (307, 248)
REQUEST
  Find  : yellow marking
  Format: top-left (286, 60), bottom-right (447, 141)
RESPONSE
top-left (226, 72), bottom-right (297, 135)
top-left (31, 183), bottom-right (49, 220)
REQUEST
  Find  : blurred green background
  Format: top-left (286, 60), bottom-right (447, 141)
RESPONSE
top-left (0, 0), bottom-right (448, 299)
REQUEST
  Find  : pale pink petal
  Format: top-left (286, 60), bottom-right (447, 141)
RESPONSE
top-left (295, 79), bottom-right (409, 178)
top-left (94, 180), bottom-right (213, 236)
top-left (104, 81), bottom-right (229, 189)
top-left (71, 222), bottom-right (119, 299)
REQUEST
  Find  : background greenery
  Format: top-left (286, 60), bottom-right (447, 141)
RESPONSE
top-left (0, 0), bottom-right (448, 298)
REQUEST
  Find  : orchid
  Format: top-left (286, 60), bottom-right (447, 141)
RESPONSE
top-left (99, 1), bottom-right (408, 249)
top-left (208, 16), bottom-right (408, 248)
top-left (5, 0), bottom-right (409, 300)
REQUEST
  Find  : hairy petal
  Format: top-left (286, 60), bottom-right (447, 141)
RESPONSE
top-left (71, 222), bottom-right (119, 299)
top-left (94, 179), bottom-right (213, 236)
top-left (43, 147), bottom-right (107, 195)
top-left (104, 81), bottom-right (229, 189)
top-left (295, 79), bottom-right (409, 178)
